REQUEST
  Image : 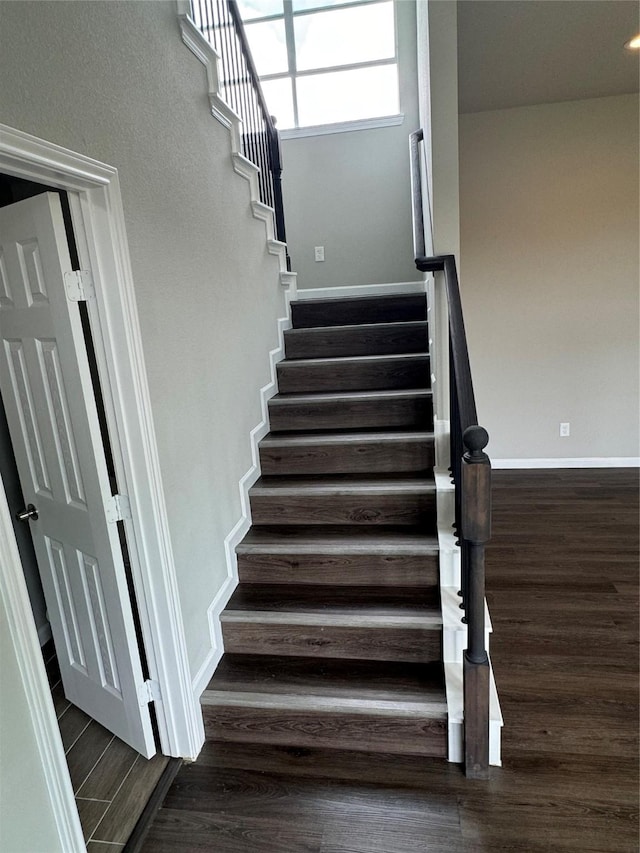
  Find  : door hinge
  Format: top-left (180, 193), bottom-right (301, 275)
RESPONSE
top-left (137, 679), bottom-right (161, 706)
top-left (105, 493), bottom-right (132, 523)
top-left (64, 269), bottom-right (95, 302)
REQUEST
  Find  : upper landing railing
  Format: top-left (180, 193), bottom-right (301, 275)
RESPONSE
top-left (190, 0), bottom-right (289, 267)
top-left (410, 128), bottom-right (492, 779)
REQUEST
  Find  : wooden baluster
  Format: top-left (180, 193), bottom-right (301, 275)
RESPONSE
top-left (461, 425), bottom-right (491, 779)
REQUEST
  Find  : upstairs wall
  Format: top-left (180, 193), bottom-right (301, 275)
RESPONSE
top-left (459, 94), bottom-right (639, 461)
top-left (416, 1), bottom-right (638, 463)
top-left (280, 0), bottom-right (422, 289)
top-left (0, 0), bottom-right (286, 691)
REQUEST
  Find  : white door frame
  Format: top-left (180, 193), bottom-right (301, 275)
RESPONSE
top-left (0, 127), bottom-right (204, 768)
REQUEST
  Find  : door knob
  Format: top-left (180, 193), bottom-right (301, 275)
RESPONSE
top-left (16, 504), bottom-right (38, 522)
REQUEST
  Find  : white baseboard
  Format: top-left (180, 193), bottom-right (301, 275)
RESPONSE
top-left (190, 574), bottom-right (236, 700)
top-left (493, 457), bottom-right (640, 469)
top-left (191, 295), bottom-right (295, 701)
top-left (294, 280), bottom-right (427, 301)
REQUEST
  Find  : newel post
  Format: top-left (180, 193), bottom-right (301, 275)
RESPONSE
top-left (461, 425), bottom-right (491, 779)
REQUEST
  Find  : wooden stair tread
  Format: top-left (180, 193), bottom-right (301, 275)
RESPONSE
top-left (237, 525), bottom-right (439, 554)
top-left (224, 584), bottom-right (440, 615)
top-left (280, 352), bottom-right (429, 368)
top-left (221, 617), bottom-right (442, 662)
top-left (236, 527), bottom-right (440, 587)
top-left (267, 388), bottom-right (434, 434)
top-left (249, 476), bottom-right (436, 527)
top-left (269, 388), bottom-right (432, 405)
top-left (250, 474), bottom-right (436, 494)
top-left (291, 294), bottom-right (427, 328)
top-left (285, 320), bottom-right (428, 336)
top-left (276, 354), bottom-right (430, 394)
top-left (262, 427), bottom-right (432, 438)
top-left (284, 321), bottom-right (428, 359)
top-left (258, 430), bottom-right (434, 475)
top-left (204, 655), bottom-right (446, 708)
top-left (260, 430), bottom-right (434, 447)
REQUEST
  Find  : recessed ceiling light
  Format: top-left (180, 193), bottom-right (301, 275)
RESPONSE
top-left (624, 33), bottom-right (640, 50)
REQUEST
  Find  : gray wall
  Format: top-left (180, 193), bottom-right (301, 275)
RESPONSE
top-left (417, 0), bottom-right (460, 260)
top-left (281, 0), bottom-right (422, 289)
top-left (0, 0), bottom-right (286, 691)
top-left (0, 584), bottom-right (63, 853)
top-left (459, 94), bottom-right (639, 460)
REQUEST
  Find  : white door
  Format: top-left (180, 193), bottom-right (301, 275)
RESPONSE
top-left (0, 192), bottom-right (155, 757)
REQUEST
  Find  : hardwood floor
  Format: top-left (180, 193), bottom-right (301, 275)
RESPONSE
top-left (43, 644), bottom-right (172, 850)
top-left (142, 469), bottom-right (639, 852)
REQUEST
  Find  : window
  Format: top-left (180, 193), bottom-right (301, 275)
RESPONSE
top-left (235, 0), bottom-right (399, 130)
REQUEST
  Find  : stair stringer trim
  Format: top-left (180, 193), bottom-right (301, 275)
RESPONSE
top-left (435, 451), bottom-right (503, 767)
top-left (191, 285), bottom-right (298, 699)
top-left (177, 9), bottom-right (299, 697)
top-left (177, 13), bottom-right (291, 275)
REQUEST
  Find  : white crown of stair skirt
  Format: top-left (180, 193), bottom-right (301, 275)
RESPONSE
top-left (178, 12), bottom-right (295, 291)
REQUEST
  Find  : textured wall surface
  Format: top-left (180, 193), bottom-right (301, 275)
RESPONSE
top-left (281, 0), bottom-right (422, 289)
top-left (0, 0), bottom-right (286, 675)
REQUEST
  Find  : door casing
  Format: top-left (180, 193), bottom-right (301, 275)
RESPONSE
top-left (0, 123), bottom-right (204, 847)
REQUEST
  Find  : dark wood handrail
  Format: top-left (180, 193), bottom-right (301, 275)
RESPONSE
top-left (409, 128), bottom-right (426, 260)
top-left (409, 128), bottom-right (491, 779)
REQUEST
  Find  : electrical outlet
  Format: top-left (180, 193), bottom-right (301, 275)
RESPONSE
top-left (314, 246), bottom-right (325, 262)
top-left (559, 422), bottom-right (570, 437)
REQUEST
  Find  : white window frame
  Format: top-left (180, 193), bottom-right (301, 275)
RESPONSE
top-left (240, 0), bottom-right (401, 131)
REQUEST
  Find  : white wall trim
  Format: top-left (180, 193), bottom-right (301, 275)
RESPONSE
top-left (280, 270), bottom-right (298, 292)
top-left (493, 457), bottom-right (640, 469)
top-left (178, 13), bottom-right (288, 251)
top-left (0, 123), bottom-right (203, 760)
top-left (177, 3), bottom-right (300, 703)
top-left (295, 280), bottom-right (427, 301)
top-left (191, 292), bottom-right (295, 700)
top-left (0, 480), bottom-right (85, 852)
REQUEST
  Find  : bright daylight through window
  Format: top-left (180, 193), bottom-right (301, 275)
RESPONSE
top-left (235, 0), bottom-right (399, 130)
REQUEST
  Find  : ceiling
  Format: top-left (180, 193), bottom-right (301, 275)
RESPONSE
top-left (457, 0), bottom-right (640, 113)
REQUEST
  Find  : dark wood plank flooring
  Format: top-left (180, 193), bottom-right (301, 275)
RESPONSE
top-left (142, 469), bottom-right (639, 852)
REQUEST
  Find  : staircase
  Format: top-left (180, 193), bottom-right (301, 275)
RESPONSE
top-left (201, 293), bottom-right (451, 759)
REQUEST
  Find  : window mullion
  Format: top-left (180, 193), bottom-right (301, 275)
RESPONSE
top-left (282, 0), bottom-right (299, 128)
top-left (238, 0), bottom-right (398, 131)
top-left (295, 56), bottom-right (396, 78)
top-left (291, 0), bottom-right (385, 19)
